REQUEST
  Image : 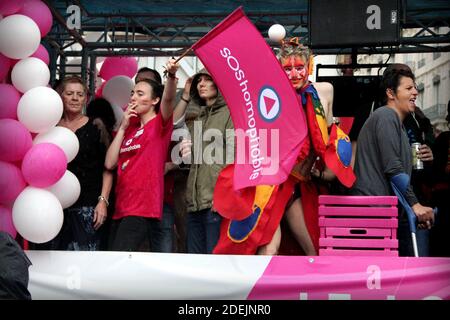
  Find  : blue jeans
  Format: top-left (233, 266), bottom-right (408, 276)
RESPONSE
top-left (187, 208), bottom-right (222, 254)
top-left (150, 203), bottom-right (175, 253)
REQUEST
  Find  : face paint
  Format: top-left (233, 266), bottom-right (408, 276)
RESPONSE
top-left (282, 56), bottom-right (308, 89)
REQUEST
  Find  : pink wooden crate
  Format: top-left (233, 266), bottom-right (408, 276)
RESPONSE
top-left (318, 195), bottom-right (398, 256)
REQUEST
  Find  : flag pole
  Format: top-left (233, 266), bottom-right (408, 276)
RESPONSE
top-left (173, 47), bottom-right (193, 64)
top-left (163, 47), bottom-right (193, 77)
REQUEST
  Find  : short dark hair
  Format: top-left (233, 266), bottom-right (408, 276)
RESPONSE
top-left (136, 67), bottom-right (162, 84)
top-left (383, 63), bottom-right (412, 74)
top-left (380, 65), bottom-right (415, 105)
top-left (135, 78), bottom-right (164, 113)
top-left (57, 76), bottom-right (88, 96)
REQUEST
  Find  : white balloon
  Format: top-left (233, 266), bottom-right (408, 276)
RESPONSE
top-left (103, 75), bottom-right (134, 108)
top-left (268, 24), bottom-right (286, 42)
top-left (111, 104), bottom-right (124, 130)
top-left (0, 14), bottom-right (41, 59)
top-left (95, 75), bottom-right (103, 91)
top-left (46, 170), bottom-right (80, 209)
top-left (17, 86), bottom-right (63, 133)
top-left (12, 187), bottom-right (63, 244)
top-left (34, 126), bottom-right (79, 162)
top-left (11, 57), bottom-right (50, 93)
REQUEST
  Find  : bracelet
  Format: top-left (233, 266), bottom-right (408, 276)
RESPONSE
top-left (98, 195), bottom-right (109, 207)
top-left (167, 72), bottom-right (177, 79)
top-left (180, 96), bottom-right (190, 103)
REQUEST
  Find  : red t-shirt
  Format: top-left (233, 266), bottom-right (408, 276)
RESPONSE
top-left (163, 165), bottom-right (175, 206)
top-left (113, 113), bottom-right (173, 220)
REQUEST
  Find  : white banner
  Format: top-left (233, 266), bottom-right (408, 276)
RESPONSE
top-left (26, 251), bottom-right (271, 300)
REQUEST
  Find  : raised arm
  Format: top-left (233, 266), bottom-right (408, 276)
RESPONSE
top-left (314, 81), bottom-right (334, 126)
top-left (173, 76), bottom-right (193, 125)
top-left (160, 58), bottom-right (180, 122)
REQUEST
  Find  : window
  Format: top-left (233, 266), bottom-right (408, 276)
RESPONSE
top-left (405, 61), bottom-right (415, 72)
top-left (433, 52), bottom-right (441, 60)
top-left (433, 74), bottom-right (441, 84)
top-left (433, 82), bottom-right (440, 105)
top-left (417, 83), bottom-right (424, 108)
top-left (418, 58), bottom-right (425, 68)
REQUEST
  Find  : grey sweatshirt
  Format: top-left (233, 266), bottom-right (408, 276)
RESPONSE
top-left (352, 106), bottom-right (418, 206)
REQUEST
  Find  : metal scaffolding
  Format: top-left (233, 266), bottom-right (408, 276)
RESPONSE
top-left (42, 0), bottom-right (450, 91)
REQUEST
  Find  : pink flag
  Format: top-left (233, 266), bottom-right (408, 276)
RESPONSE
top-left (192, 7), bottom-right (308, 190)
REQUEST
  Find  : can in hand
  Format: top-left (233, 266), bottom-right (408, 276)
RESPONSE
top-left (411, 142), bottom-right (424, 170)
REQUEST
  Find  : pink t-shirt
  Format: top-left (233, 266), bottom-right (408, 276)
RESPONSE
top-left (113, 113), bottom-right (173, 220)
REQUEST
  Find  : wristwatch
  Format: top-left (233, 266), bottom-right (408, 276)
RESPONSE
top-left (98, 195), bottom-right (109, 207)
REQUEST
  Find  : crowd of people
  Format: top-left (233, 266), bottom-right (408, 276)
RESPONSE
top-left (27, 41), bottom-right (449, 258)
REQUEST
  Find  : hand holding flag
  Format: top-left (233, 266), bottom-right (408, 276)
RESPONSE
top-left (192, 7), bottom-right (308, 190)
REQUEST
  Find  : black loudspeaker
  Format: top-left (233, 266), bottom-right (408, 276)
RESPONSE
top-left (309, 0), bottom-right (400, 48)
top-left (316, 75), bottom-right (381, 140)
top-left (316, 75), bottom-right (381, 117)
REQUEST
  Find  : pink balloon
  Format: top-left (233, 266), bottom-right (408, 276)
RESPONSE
top-left (99, 57), bottom-right (138, 81)
top-left (18, 0), bottom-right (53, 37)
top-left (0, 0), bottom-right (25, 16)
top-left (9, 58), bottom-right (19, 69)
top-left (0, 119), bottom-right (32, 162)
top-left (0, 84), bottom-right (21, 119)
top-left (13, 160), bottom-right (23, 169)
top-left (0, 161), bottom-right (26, 205)
top-left (21, 143), bottom-right (67, 188)
top-left (30, 44), bottom-right (49, 65)
top-left (0, 206), bottom-right (17, 238)
top-left (95, 81), bottom-right (105, 98)
top-left (0, 53), bottom-right (11, 81)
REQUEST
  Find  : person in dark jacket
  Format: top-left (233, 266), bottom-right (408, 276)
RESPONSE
top-left (351, 65), bottom-right (434, 256)
top-left (179, 69), bottom-right (234, 254)
top-left (0, 231), bottom-right (32, 300)
top-left (430, 101), bottom-right (450, 257)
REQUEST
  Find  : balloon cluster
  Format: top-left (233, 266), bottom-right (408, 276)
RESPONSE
top-left (0, 1), bottom-right (81, 244)
top-left (96, 56), bottom-right (138, 129)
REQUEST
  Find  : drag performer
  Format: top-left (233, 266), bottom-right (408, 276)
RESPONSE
top-left (213, 38), bottom-right (355, 255)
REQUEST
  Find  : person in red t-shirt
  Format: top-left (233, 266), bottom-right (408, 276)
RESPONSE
top-left (105, 59), bottom-right (179, 251)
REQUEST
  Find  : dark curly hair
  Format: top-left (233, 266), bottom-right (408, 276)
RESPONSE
top-left (380, 64), bottom-right (415, 105)
top-left (86, 98), bottom-right (116, 134)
